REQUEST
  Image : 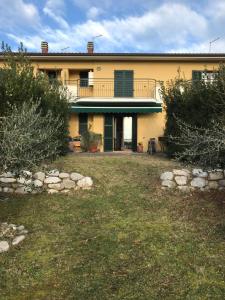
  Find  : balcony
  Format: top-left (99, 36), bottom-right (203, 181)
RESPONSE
top-left (65, 78), bottom-right (162, 102)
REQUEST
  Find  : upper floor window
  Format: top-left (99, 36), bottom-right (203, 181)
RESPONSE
top-left (80, 71), bottom-right (89, 87)
top-left (192, 70), bottom-right (218, 83)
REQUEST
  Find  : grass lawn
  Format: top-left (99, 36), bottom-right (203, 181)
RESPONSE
top-left (0, 154), bottom-right (225, 299)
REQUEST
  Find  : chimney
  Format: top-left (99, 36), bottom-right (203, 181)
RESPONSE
top-left (41, 41), bottom-right (48, 54)
top-left (87, 41), bottom-right (94, 54)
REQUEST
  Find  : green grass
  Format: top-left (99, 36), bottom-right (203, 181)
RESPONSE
top-left (0, 154), bottom-right (225, 300)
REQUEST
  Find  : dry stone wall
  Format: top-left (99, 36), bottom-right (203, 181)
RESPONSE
top-left (0, 170), bottom-right (93, 194)
top-left (160, 168), bottom-right (225, 192)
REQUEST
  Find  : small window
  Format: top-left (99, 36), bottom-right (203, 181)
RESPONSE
top-left (79, 114), bottom-right (88, 135)
top-left (47, 70), bottom-right (57, 80)
top-left (80, 71), bottom-right (89, 87)
top-left (192, 70), bottom-right (217, 83)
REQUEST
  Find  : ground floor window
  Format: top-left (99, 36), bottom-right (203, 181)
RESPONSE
top-left (79, 114), bottom-right (88, 135)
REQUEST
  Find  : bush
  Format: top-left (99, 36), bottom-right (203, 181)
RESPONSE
top-left (162, 64), bottom-right (225, 158)
top-left (0, 101), bottom-right (64, 174)
top-left (81, 131), bottom-right (102, 152)
top-left (0, 43), bottom-right (69, 155)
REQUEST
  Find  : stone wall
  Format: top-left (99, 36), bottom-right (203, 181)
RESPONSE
top-left (0, 170), bottom-right (93, 194)
top-left (160, 169), bottom-right (225, 192)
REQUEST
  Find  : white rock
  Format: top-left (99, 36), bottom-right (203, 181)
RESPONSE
top-left (17, 177), bottom-right (32, 185)
top-left (59, 172), bottom-right (70, 179)
top-left (208, 170), bottom-right (223, 181)
top-left (3, 187), bottom-right (14, 193)
top-left (218, 180), bottom-right (225, 187)
top-left (44, 177), bottom-right (61, 184)
top-left (0, 172), bottom-right (14, 178)
top-left (62, 179), bottom-right (75, 189)
top-left (48, 183), bottom-right (63, 191)
top-left (47, 169), bottom-right (59, 177)
top-left (12, 235), bottom-right (25, 246)
top-left (70, 172), bottom-right (84, 181)
top-left (15, 186), bottom-right (31, 194)
top-left (77, 177), bottom-right (93, 189)
top-left (48, 189), bottom-right (59, 194)
top-left (33, 172), bottom-right (45, 182)
top-left (161, 180), bottom-right (176, 188)
top-left (160, 172), bottom-right (173, 181)
top-left (173, 169), bottom-right (190, 176)
top-left (174, 176), bottom-right (188, 186)
top-left (191, 177), bottom-right (208, 188)
top-left (17, 225), bottom-right (25, 231)
top-left (0, 177), bottom-right (16, 183)
top-left (33, 179), bottom-right (43, 188)
top-left (60, 189), bottom-right (70, 194)
top-left (9, 224), bottom-right (16, 229)
top-left (21, 170), bottom-right (32, 177)
top-left (0, 241), bottom-right (9, 253)
top-left (177, 186), bottom-right (190, 193)
top-left (208, 181), bottom-right (219, 189)
top-left (192, 169), bottom-right (208, 178)
top-left (200, 186), bottom-right (210, 192)
top-left (20, 229), bottom-right (28, 234)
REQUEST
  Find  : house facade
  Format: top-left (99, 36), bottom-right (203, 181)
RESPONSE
top-left (1, 42), bottom-right (224, 152)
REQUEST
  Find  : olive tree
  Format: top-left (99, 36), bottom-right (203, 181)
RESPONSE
top-left (0, 101), bottom-right (64, 174)
top-left (0, 43), bottom-right (69, 174)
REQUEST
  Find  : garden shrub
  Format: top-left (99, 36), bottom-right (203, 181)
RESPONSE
top-left (162, 64), bottom-right (225, 161)
top-left (0, 43), bottom-right (69, 172)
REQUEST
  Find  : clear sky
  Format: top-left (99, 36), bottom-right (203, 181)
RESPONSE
top-left (1, 0), bottom-right (225, 53)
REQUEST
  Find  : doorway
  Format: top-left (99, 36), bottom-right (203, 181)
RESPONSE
top-left (104, 114), bottom-right (137, 152)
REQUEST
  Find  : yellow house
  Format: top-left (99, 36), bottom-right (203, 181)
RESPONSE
top-left (1, 41), bottom-right (224, 152)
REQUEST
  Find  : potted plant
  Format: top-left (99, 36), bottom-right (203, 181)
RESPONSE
top-left (81, 130), bottom-right (102, 152)
top-left (137, 142), bottom-right (143, 153)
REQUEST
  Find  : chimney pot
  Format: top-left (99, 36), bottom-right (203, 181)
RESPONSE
top-left (87, 41), bottom-right (94, 54)
top-left (41, 41), bottom-right (48, 54)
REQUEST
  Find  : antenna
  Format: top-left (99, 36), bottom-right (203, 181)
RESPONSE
top-left (92, 34), bottom-right (103, 42)
top-left (208, 34), bottom-right (225, 52)
top-left (61, 46), bottom-right (70, 52)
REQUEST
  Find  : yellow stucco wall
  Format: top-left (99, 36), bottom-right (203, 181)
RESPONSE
top-left (0, 56), bottom-right (222, 152)
top-left (69, 113), bottom-right (79, 136)
top-left (137, 112), bottom-right (166, 152)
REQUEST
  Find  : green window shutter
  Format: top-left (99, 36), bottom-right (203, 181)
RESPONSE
top-left (114, 70), bottom-right (134, 97)
top-left (192, 71), bottom-right (202, 81)
top-left (132, 114), bottom-right (137, 152)
top-left (79, 114), bottom-right (88, 135)
top-left (104, 115), bottom-right (113, 151)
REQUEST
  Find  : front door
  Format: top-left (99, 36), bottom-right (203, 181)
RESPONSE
top-left (114, 116), bottom-right (123, 150)
top-left (114, 70), bottom-right (134, 97)
top-left (104, 115), bottom-right (113, 151)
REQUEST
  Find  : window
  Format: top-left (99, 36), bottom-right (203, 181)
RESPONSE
top-left (79, 114), bottom-right (88, 135)
top-left (47, 70), bottom-right (57, 80)
top-left (80, 71), bottom-right (89, 87)
top-left (192, 70), bottom-right (218, 83)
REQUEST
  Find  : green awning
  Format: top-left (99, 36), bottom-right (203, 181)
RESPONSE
top-left (70, 104), bottom-right (162, 113)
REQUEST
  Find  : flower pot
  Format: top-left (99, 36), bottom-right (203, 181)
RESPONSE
top-left (89, 145), bottom-right (98, 153)
top-left (137, 144), bottom-right (143, 153)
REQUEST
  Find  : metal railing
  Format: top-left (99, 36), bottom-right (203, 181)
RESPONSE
top-left (65, 78), bottom-right (157, 99)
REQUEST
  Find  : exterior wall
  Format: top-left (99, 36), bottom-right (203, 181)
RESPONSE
top-left (91, 115), bottom-right (104, 152)
top-left (69, 113), bottom-right (79, 137)
top-left (138, 112), bottom-right (166, 152)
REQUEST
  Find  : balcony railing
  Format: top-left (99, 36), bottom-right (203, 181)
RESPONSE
top-left (65, 78), bottom-right (158, 100)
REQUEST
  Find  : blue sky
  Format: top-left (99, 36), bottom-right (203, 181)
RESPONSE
top-left (1, 0), bottom-right (225, 53)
